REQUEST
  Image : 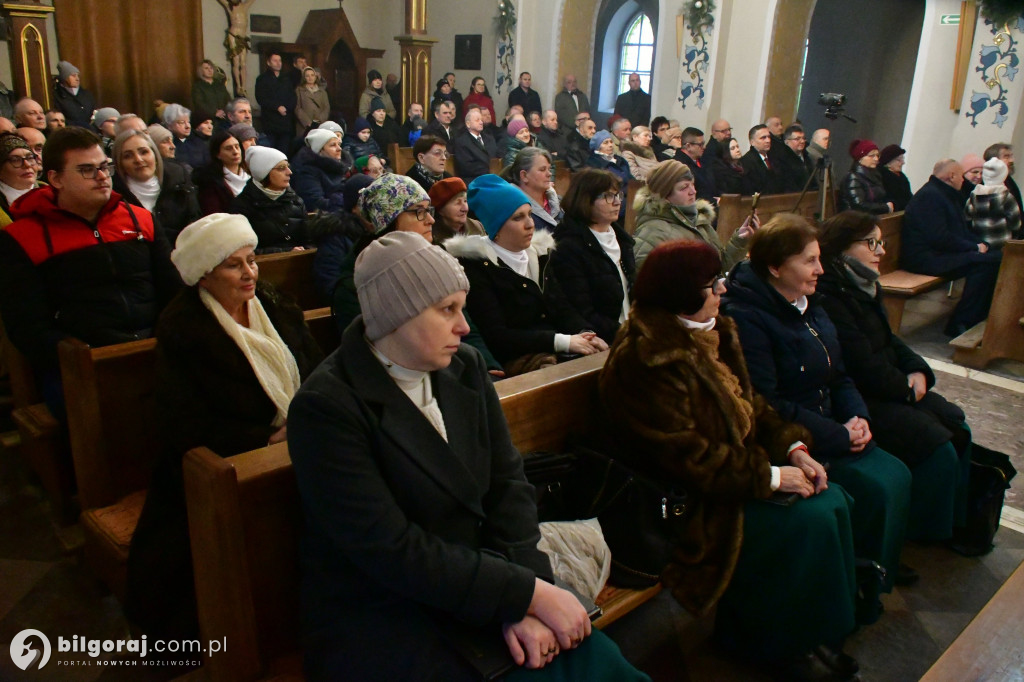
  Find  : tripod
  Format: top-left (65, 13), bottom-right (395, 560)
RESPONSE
top-left (792, 152), bottom-right (835, 221)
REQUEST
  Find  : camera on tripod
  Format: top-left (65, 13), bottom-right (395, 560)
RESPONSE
top-left (818, 92), bottom-right (847, 120)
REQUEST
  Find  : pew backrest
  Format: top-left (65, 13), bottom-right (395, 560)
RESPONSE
top-left (59, 337), bottom-right (159, 509)
top-left (623, 180), bottom-right (642, 235)
top-left (553, 161), bottom-right (571, 197)
top-left (876, 211), bottom-right (905, 275)
top-left (185, 353), bottom-right (609, 682)
top-left (716, 191), bottom-right (825, 243)
top-left (255, 249), bottom-right (320, 312)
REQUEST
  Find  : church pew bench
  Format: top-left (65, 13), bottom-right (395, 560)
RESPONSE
top-left (184, 353), bottom-right (663, 682)
top-left (716, 191), bottom-right (824, 245)
top-left (875, 212), bottom-right (950, 333)
top-left (4, 313), bottom-right (77, 522)
top-left (623, 179), bottom-right (642, 235)
top-left (950, 239), bottom-right (1024, 368)
top-left (920, 559), bottom-right (1024, 681)
top-left (255, 249), bottom-right (320, 312)
top-left (553, 161), bottom-right (571, 197)
top-left (55, 308), bottom-right (337, 601)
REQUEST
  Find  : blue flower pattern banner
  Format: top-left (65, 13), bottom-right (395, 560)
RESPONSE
top-left (679, 21), bottom-right (711, 109)
top-left (966, 15), bottom-right (1024, 128)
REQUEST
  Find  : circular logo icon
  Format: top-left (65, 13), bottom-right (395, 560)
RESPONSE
top-left (10, 629), bottom-right (51, 671)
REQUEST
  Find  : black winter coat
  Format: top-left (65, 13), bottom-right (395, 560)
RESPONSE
top-left (229, 180), bottom-right (309, 253)
top-left (739, 149), bottom-right (783, 195)
top-left (712, 158), bottom-right (745, 195)
top-left (369, 117), bottom-right (404, 152)
top-left (342, 135), bottom-right (381, 162)
top-left (565, 130), bottom-right (591, 172)
top-left (841, 165), bottom-right (890, 214)
top-left (777, 147), bottom-right (816, 193)
top-left (52, 83), bottom-right (96, 128)
top-left (548, 216), bottom-right (635, 344)
top-left (451, 129), bottom-right (498, 184)
top-left (817, 267), bottom-right (962, 464)
top-left (444, 231), bottom-right (590, 364)
top-left (193, 162), bottom-right (240, 216)
top-left (880, 168), bottom-right (912, 212)
top-left (722, 261), bottom-right (872, 460)
top-left (902, 175), bottom-right (999, 274)
top-left (290, 146), bottom-right (351, 212)
top-left (115, 159), bottom-right (201, 244)
top-left (126, 282), bottom-right (323, 642)
top-left (254, 68), bottom-right (297, 134)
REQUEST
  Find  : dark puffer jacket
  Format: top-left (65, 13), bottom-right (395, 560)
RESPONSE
top-left (841, 165), bottom-right (890, 214)
top-left (342, 135), bottom-right (381, 162)
top-left (52, 83), bottom-right (96, 128)
top-left (228, 180), bottom-right (309, 253)
top-left (291, 146), bottom-right (351, 212)
top-left (0, 186), bottom-right (181, 370)
top-left (548, 215), bottom-right (635, 344)
top-left (115, 159), bottom-right (201, 244)
top-left (722, 261), bottom-right (871, 460)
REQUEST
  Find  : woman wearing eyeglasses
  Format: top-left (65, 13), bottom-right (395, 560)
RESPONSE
top-left (547, 169), bottom-right (635, 344)
top-left (817, 211), bottom-right (971, 545)
top-left (840, 140), bottom-right (894, 215)
top-left (0, 133), bottom-right (42, 228)
top-left (633, 160), bottom-right (758, 272)
top-left (406, 134), bottom-right (452, 193)
top-left (228, 146), bottom-right (311, 254)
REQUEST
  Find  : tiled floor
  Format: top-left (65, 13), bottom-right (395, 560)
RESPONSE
top-left (1, 286), bottom-right (1022, 681)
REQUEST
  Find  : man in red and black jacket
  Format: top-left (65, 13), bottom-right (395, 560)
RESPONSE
top-left (0, 127), bottom-right (182, 415)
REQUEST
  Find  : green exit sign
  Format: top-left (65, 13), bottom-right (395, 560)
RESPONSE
top-left (940, 14), bottom-right (960, 25)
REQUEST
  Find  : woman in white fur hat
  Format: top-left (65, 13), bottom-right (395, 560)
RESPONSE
top-left (125, 212), bottom-right (323, 645)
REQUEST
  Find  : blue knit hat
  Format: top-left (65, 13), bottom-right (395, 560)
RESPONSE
top-left (352, 117), bottom-right (371, 134)
top-left (590, 130), bottom-right (613, 152)
top-left (467, 174), bottom-right (531, 240)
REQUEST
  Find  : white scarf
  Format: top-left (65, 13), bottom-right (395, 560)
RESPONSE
top-left (591, 227), bottom-right (629, 323)
top-left (199, 288), bottom-right (301, 427)
top-left (491, 241), bottom-right (531, 278)
top-left (368, 341), bottom-right (448, 441)
top-left (254, 178), bottom-right (286, 200)
top-left (792, 295), bottom-right (809, 315)
top-left (0, 181), bottom-right (33, 209)
top-left (678, 316), bottom-right (717, 331)
top-left (126, 176), bottom-right (160, 212)
top-left (223, 166), bottom-right (250, 196)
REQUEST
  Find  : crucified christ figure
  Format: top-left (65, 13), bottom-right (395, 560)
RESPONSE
top-left (217, 0), bottom-right (256, 96)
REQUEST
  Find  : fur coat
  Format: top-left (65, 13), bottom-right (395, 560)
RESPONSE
top-left (619, 141), bottom-right (660, 182)
top-left (599, 309), bottom-right (809, 616)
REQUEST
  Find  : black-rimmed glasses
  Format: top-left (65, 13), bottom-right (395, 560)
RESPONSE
top-left (404, 206), bottom-right (436, 221)
top-left (855, 237), bottom-right (886, 251)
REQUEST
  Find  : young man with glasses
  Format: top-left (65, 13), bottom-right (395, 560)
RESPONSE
top-left (679, 127), bottom-right (717, 201)
top-left (0, 126), bottom-right (181, 417)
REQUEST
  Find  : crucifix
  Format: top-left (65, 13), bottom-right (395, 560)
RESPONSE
top-left (217, 0), bottom-right (257, 96)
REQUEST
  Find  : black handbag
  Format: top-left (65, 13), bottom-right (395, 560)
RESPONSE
top-left (566, 442), bottom-right (691, 588)
top-left (949, 443), bottom-right (1017, 557)
top-left (521, 451), bottom-right (578, 522)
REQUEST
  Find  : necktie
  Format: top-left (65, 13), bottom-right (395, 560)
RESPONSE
top-left (764, 155), bottom-right (771, 170)
top-left (475, 135), bottom-right (485, 150)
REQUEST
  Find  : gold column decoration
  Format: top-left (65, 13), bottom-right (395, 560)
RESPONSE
top-left (396, 0), bottom-right (436, 117)
top-left (2, 1), bottom-right (56, 109)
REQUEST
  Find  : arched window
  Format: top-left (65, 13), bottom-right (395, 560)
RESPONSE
top-left (619, 13), bottom-right (654, 94)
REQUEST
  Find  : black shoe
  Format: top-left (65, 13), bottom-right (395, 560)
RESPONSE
top-left (895, 563), bottom-right (920, 586)
top-left (813, 644), bottom-right (860, 678)
top-left (944, 322), bottom-right (968, 338)
top-left (771, 653), bottom-right (833, 682)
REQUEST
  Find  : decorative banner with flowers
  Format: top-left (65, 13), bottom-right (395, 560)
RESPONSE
top-left (678, 0), bottom-right (716, 109)
top-left (966, 15), bottom-right (1024, 127)
top-left (494, 0), bottom-right (517, 97)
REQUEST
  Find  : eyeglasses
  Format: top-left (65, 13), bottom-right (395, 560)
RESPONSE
top-left (685, 141), bottom-right (705, 148)
top-left (403, 205), bottom-right (436, 221)
top-left (701, 278), bottom-right (727, 292)
top-left (599, 192), bottom-right (622, 204)
top-left (427, 149), bottom-right (449, 159)
top-left (5, 153), bottom-right (38, 168)
top-left (72, 162), bottom-right (112, 179)
top-left (855, 237), bottom-right (886, 251)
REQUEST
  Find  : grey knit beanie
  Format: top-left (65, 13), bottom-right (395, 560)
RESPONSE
top-left (57, 61), bottom-right (79, 82)
top-left (355, 231), bottom-right (470, 341)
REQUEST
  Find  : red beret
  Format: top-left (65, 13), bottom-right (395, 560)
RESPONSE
top-left (848, 139), bottom-right (879, 161)
top-left (428, 177), bottom-right (468, 210)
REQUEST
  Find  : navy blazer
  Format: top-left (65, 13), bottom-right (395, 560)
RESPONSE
top-left (289, 320), bottom-right (553, 679)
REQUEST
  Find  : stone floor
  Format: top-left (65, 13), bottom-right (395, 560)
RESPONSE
top-left (1, 286), bottom-right (1022, 681)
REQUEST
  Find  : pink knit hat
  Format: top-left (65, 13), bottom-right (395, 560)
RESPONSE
top-left (959, 153), bottom-right (984, 175)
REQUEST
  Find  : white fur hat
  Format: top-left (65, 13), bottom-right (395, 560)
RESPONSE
top-left (983, 157), bottom-right (1008, 186)
top-left (171, 213), bottom-right (259, 286)
top-left (245, 145), bottom-right (287, 182)
top-left (305, 128), bottom-right (336, 155)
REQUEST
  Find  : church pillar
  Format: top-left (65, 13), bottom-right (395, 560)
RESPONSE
top-left (395, 0), bottom-right (437, 116)
top-left (2, 1), bottom-right (56, 108)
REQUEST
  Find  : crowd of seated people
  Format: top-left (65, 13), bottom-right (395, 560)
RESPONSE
top-left (0, 52), bottom-right (1019, 682)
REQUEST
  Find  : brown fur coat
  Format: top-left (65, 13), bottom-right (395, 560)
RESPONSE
top-left (598, 309), bottom-right (810, 616)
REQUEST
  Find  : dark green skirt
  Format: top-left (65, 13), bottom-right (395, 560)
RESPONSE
top-left (829, 446), bottom-right (912, 591)
top-left (504, 629), bottom-right (650, 681)
top-left (714, 484), bottom-right (858, 661)
top-left (906, 425), bottom-right (972, 541)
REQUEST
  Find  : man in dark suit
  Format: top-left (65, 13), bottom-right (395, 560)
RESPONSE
top-left (553, 75), bottom-right (590, 134)
top-left (536, 110), bottom-right (567, 160)
top-left (565, 117), bottom-right (596, 172)
top-left (613, 73), bottom-right (651, 127)
top-left (507, 72), bottom-right (542, 116)
top-left (702, 119), bottom-right (733, 165)
top-left (424, 100), bottom-right (457, 147)
top-left (679, 127), bottom-right (716, 201)
top-left (777, 125), bottom-right (816, 193)
top-left (740, 124), bottom-right (783, 195)
top-left (452, 108), bottom-right (497, 184)
top-left (254, 53), bottom-right (296, 153)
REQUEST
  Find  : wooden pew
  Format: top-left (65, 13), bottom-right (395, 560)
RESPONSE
top-left (184, 353), bottom-right (662, 681)
top-left (716, 191), bottom-right (825, 244)
top-left (56, 308), bottom-right (337, 600)
top-left (920, 560), bottom-right (1024, 681)
top-left (553, 161), bottom-right (571, 197)
top-left (875, 212), bottom-right (949, 333)
top-left (255, 249), bottom-right (320, 312)
top-left (489, 157), bottom-right (504, 174)
top-left (623, 179), bottom-right (641, 235)
top-left (950, 239), bottom-right (1024, 368)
